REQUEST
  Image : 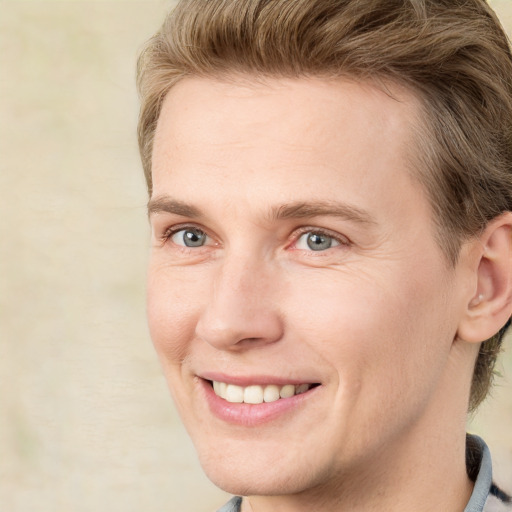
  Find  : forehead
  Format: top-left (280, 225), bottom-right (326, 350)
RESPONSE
top-left (151, 76), bottom-right (426, 220)
top-left (154, 75), bottom-right (419, 149)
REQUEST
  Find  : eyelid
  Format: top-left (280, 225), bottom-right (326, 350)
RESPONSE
top-left (155, 222), bottom-right (349, 252)
top-left (291, 226), bottom-right (350, 247)
top-left (159, 222), bottom-right (213, 246)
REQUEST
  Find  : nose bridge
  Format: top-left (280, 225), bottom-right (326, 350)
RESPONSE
top-left (195, 249), bottom-right (283, 349)
top-left (219, 251), bottom-right (264, 305)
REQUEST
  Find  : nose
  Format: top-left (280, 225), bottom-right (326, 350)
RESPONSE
top-left (195, 254), bottom-right (284, 350)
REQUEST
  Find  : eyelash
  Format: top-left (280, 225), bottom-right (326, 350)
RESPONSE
top-left (160, 224), bottom-right (210, 245)
top-left (158, 224), bottom-right (350, 252)
top-left (290, 227), bottom-right (350, 251)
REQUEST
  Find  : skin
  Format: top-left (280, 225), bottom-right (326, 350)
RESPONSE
top-left (147, 76), bottom-right (511, 511)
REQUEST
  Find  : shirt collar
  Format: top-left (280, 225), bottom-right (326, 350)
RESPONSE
top-left (465, 434), bottom-right (494, 512)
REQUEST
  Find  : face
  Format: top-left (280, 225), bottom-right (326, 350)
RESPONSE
top-left (148, 77), bottom-right (470, 497)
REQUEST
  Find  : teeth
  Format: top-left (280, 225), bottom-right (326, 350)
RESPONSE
top-left (263, 384), bottom-right (280, 403)
top-left (212, 381), bottom-right (226, 398)
top-left (244, 385), bottom-right (263, 404)
top-left (225, 384), bottom-right (244, 403)
top-left (296, 383), bottom-right (309, 394)
top-left (279, 384), bottom-right (295, 398)
top-left (212, 381), bottom-right (313, 404)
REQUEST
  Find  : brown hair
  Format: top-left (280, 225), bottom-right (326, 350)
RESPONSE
top-left (137, 0), bottom-right (512, 411)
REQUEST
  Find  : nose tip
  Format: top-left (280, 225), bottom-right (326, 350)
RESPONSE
top-left (195, 309), bottom-right (283, 350)
top-left (194, 261), bottom-right (284, 350)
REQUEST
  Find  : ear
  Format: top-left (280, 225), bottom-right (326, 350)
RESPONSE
top-left (457, 212), bottom-right (512, 344)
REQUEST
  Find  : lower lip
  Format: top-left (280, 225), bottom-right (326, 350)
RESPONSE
top-left (199, 379), bottom-right (320, 427)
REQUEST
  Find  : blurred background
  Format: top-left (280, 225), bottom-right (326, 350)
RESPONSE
top-left (0, 1), bottom-right (511, 511)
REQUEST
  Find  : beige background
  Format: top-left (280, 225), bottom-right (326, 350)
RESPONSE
top-left (0, 1), bottom-right (511, 511)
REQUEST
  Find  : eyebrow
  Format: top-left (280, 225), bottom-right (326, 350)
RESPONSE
top-left (147, 196), bottom-right (203, 218)
top-left (270, 201), bottom-right (377, 225)
top-left (148, 195), bottom-right (376, 226)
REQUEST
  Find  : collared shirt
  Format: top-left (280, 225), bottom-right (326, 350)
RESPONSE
top-left (216, 436), bottom-right (511, 512)
top-left (465, 436), bottom-right (511, 512)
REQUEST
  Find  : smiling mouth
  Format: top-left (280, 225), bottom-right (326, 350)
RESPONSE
top-left (209, 380), bottom-right (320, 404)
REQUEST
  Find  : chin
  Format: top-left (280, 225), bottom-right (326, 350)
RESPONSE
top-left (202, 462), bottom-right (316, 497)
top-left (195, 438), bottom-right (332, 497)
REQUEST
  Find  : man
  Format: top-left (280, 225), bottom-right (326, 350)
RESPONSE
top-left (137, 1), bottom-right (512, 510)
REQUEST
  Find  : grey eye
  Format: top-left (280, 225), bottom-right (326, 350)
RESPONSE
top-left (172, 228), bottom-right (208, 247)
top-left (296, 232), bottom-right (340, 251)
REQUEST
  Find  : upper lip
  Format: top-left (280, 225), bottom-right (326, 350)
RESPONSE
top-left (198, 372), bottom-right (320, 387)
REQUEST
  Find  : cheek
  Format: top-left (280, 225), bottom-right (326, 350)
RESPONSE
top-left (146, 265), bottom-right (209, 424)
top-left (146, 264), bottom-right (203, 366)
top-left (285, 264), bottom-right (455, 408)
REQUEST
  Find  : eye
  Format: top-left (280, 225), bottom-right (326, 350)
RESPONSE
top-left (295, 231), bottom-right (340, 251)
top-left (171, 228), bottom-right (209, 248)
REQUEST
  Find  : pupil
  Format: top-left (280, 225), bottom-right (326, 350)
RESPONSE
top-left (184, 229), bottom-right (205, 247)
top-left (307, 233), bottom-right (331, 251)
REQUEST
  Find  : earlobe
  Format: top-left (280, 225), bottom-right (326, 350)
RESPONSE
top-left (457, 212), bottom-right (512, 344)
